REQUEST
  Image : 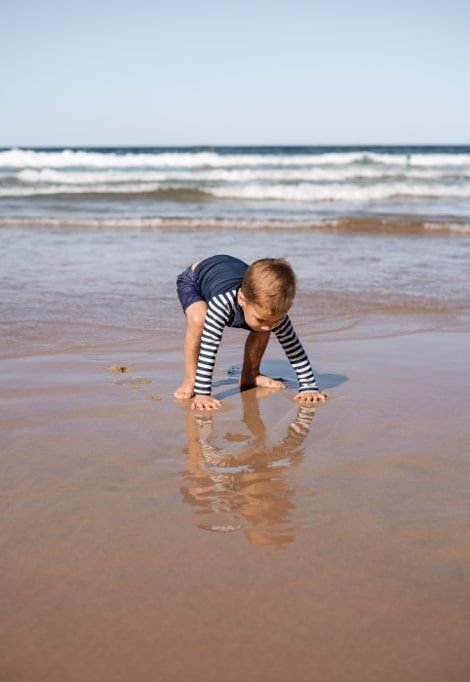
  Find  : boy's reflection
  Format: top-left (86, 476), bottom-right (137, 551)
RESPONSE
top-left (180, 387), bottom-right (316, 549)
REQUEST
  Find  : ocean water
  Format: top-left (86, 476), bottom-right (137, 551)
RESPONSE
top-left (1, 145), bottom-right (470, 231)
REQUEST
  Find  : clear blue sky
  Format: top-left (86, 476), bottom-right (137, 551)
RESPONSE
top-left (1, 0), bottom-right (469, 146)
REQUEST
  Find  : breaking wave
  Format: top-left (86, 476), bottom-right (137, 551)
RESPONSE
top-left (2, 146), bottom-right (470, 221)
top-left (2, 147), bottom-right (470, 169)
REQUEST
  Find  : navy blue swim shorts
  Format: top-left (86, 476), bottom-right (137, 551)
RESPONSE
top-left (176, 265), bottom-right (205, 313)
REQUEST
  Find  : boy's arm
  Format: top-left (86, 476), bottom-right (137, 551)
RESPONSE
top-left (193, 295), bottom-right (231, 397)
top-left (272, 315), bottom-right (319, 392)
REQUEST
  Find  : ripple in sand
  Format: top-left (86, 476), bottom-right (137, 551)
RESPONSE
top-left (116, 377), bottom-right (152, 387)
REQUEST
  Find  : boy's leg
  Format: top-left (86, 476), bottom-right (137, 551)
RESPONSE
top-left (240, 331), bottom-right (286, 390)
top-left (174, 300), bottom-right (208, 399)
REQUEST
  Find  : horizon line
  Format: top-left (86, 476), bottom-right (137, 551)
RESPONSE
top-left (1, 143), bottom-right (470, 150)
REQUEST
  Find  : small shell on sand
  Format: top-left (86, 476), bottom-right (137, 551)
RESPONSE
top-left (148, 394), bottom-right (162, 401)
top-left (107, 365), bottom-right (134, 373)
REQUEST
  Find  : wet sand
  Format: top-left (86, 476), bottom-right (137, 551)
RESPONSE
top-left (1, 323), bottom-right (470, 681)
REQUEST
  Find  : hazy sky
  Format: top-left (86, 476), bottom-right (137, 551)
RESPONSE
top-left (1, 0), bottom-right (469, 146)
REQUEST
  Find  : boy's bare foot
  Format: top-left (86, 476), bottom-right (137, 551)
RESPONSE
top-left (174, 381), bottom-right (195, 400)
top-left (254, 374), bottom-right (286, 390)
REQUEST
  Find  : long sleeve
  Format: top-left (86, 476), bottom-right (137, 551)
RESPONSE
top-left (193, 293), bottom-right (232, 396)
top-left (272, 315), bottom-right (318, 392)
top-left (286, 405), bottom-right (315, 447)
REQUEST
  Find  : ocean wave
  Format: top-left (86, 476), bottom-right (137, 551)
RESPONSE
top-left (4, 166), bottom-right (468, 186)
top-left (359, 151), bottom-right (470, 167)
top-left (0, 148), bottom-right (365, 169)
top-left (0, 183), bottom-right (212, 200)
top-left (211, 182), bottom-right (470, 201)
top-left (1, 215), bottom-right (469, 235)
top-left (2, 147), bottom-right (470, 170)
top-left (2, 179), bottom-right (470, 201)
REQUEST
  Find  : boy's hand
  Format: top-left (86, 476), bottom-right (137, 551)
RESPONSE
top-left (293, 390), bottom-right (327, 404)
top-left (191, 395), bottom-right (222, 411)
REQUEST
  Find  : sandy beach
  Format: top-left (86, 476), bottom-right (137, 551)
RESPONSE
top-left (1, 317), bottom-right (470, 681)
top-left (1, 144), bottom-right (470, 679)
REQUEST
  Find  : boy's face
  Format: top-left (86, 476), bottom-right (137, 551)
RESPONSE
top-left (237, 291), bottom-right (286, 332)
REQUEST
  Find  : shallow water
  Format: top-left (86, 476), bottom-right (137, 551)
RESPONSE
top-left (1, 225), bottom-right (469, 357)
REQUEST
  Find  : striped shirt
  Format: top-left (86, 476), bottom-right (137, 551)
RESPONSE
top-left (194, 287), bottom-right (318, 396)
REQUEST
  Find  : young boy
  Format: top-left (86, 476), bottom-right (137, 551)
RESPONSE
top-left (174, 254), bottom-right (327, 411)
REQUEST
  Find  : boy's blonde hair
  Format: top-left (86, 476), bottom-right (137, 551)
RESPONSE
top-left (241, 258), bottom-right (296, 316)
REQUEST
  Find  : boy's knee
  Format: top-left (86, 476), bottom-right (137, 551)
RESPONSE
top-left (189, 315), bottom-right (205, 333)
top-left (186, 305), bottom-right (207, 333)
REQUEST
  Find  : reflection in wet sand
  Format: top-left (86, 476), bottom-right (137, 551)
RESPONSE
top-left (180, 388), bottom-right (316, 549)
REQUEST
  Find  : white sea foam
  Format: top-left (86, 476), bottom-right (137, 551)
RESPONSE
top-left (3, 148), bottom-right (470, 170)
top-left (0, 215), bottom-right (339, 230)
top-left (362, 151), bottom-right (470, 167)
top-left (212, 182), bottom-right (470, 202)
top-left (2, 215), bottom-right (469, 236)
top-left (0, 148), bottom-right (362, 168)
top-left (2, 179), bottom-right (470, 201)
top-left (10, 166), bottom-right (467, 185)
top-left (16, 169), bottom-right (172, 184)
top-left (406, 153), bottom-right (470, 167)
top-left (0, 182), bottom-right (166, 197)
top-left (424, 222), bottom-right (470, 233)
